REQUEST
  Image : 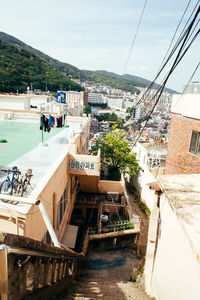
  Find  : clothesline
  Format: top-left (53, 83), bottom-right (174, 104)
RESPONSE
top-left (40, 114), bottom-right (66, 133)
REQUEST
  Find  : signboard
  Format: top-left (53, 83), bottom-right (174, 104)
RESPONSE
top-left (70, 160), bottom-right (96, 171)
top-left (91, 107), bottom-right (98, 115)
top-left (56, 92), bottom-right (66, 103)
top-left (132, 107), bottom-right (136, 119)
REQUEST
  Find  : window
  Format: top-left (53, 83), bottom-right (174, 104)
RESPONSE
top-left (189, 131), bottom-right (200, 155)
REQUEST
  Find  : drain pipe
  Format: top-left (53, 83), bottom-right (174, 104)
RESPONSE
top-left (38, 202), bottom-right (60, 248)
top-left (0, 195), bottom-right (60, 248)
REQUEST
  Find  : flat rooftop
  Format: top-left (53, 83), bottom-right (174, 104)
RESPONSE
top-left (0, 118), bottom-right (67, 167)
top-left (139, 141), bottom-right (168, 156)
top-left (0, 118), bottom-right (86, 214)
top-left (157, 174), bottom-right (200, 257)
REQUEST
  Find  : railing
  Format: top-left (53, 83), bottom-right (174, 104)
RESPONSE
top-left (0, 233), bottom-right (85, 300)
top-left (88, 221), bottom-right (135, 235)
top-left (76, 192), bottom-right (123, 204)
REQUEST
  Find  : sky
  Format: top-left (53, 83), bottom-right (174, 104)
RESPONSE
top-left (0, 0), bottom-right (199, 92)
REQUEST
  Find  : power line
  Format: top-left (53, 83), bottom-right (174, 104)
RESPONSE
top-left (139, 20), bottom-right (200, 117)
top-left (122, 0), bottom-right (148, 76)
top-left (133, 0), bottom-right (200, 111)
top-left (159, 0), bottom-right (193, 68)
top-left (131, 5), bottom-right (200, 147)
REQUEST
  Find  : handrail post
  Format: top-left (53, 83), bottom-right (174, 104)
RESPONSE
top-left (0, 248), bottom-right (8, 300)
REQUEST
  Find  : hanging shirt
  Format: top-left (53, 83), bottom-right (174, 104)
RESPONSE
top-left (49, 114), bottom-right (52, 127)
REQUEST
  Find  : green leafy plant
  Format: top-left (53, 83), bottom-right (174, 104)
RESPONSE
top-left (92, 128), bottom-right (140, 180)
top-left (139, 201), bottom-right (151, 216)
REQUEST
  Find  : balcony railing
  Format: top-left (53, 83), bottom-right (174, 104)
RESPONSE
top-left (88, 221), bottom-right (135, 235)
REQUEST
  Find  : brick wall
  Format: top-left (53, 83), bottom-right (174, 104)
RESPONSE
top-left (165, 113), bottom-right (200, 174)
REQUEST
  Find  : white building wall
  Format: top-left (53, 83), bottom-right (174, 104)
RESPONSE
top-left (88, 93), bottom-right (103, 104)
top-left (107, 97), bottom-right (123, 109)
top-left (149, 194), bottom-right (200, 300)
top-left (65, 91), bottom-right (84, 108)
top-left (134, 143), bottom-right (148, 170)
top-left (0, 96), bottom-right (30, 110)
top-left (122, 100), bottom-right (134, 110)
top-left (183, 82), bottom-right (200, 94)
top-left (171, 94), bottom-right (200, 120)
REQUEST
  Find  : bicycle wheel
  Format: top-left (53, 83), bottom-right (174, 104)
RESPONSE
top-left (0, 180), bottom-right (12, 197)
top-left (16, 183), bottom-right (23, 197)
top-left (20, 183), bottom-right (25, 197)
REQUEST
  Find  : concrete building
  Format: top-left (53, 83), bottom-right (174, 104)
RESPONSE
top-left (165, 94), bottom-right (200, 174)
top-left (106, 96), bottom-right (123, 110)
top-left (88, 93), bottom-right (104, 104)
top-left (130, 141), bottom-right (166, 214)
top-left (0, 93), bottom-right (67, 119)
top-left (0, 116), bottom-right (92, 243)
top-left (145, 174), bottom-right (200, 300)
top-left (0, 114), bottom-right (139, 249)
top-left (183, 81), bottom-right (200, 94)
top-left (65, 91), bottom-right (84, 108)
top-left (0, 94), bottom-right (53, 113)
top-left (83, 90), bottom-right (88, 106)
top-left (135, 141), bottom-right (167, 170)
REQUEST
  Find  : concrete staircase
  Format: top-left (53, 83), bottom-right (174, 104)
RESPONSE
top-left (58, 249), bottom-right (154, 300)
top-left (61, 277), bottom-right (153, 299)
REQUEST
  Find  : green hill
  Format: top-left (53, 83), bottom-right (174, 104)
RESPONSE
top-left (0, 32), bottom-right (83, 80)
top-left (0, 39), bottom-right (83, 93)
top-left (82, 70), bottom-right (143, 93)
top-left (0, 32), bottom-right (143, 93)
top-left (0, 32), bottom-right (177, 94)
top-left (93, 70), bottom-right (177, 94)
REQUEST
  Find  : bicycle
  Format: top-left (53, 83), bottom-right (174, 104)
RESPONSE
top-left (17, 169), bottom-right (33, 197)
top-left (0, 167), bottom-right (21, 201)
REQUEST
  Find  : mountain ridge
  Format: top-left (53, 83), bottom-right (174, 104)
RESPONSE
top-left (0, 39), bottom-right (83, 93)
top-left (95, 70), bottom-right (177, 94)
top-left (0, 32), bottom-right (178, 94)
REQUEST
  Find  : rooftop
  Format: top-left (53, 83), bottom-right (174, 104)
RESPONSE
top-left (0, 118), bottom-right (87, 214)
top-left (0, 118), bottom-right (66, 167)
top-left (139, 141), bottom-right (168, 156)
top-left (157, 174), bottom-right (200, 259)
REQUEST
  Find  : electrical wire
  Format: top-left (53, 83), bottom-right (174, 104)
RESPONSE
top-left (159, 0), bottom-right (193, 68)
top-left (122, 0), bottom-right (148, 76)
top-left (132, 0), bottom-right (200, 111)
top-left (140, 23), bottom-right (200, 117)
top-left (131, 5), bottom-right (200, 147)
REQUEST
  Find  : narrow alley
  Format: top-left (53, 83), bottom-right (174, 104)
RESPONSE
top-left (58, 189), bottom-right (152, 300)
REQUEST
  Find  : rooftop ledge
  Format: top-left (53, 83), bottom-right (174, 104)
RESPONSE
top-left (68, 149), bottom-right (101, 176)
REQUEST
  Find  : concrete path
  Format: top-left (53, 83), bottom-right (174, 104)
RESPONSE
top-left (58, 249), bottom-right (153, 300)
top-left (58, 188), bottom-right (151, 299)
top-left (125, 187), bottom-right (150, 257)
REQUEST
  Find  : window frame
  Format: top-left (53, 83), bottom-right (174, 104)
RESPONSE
top-left (189, 131), bottom-right (200, 156)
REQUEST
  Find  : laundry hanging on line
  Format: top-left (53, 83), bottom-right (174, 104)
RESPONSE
top-left (40, 114), bottom-right (66, 132)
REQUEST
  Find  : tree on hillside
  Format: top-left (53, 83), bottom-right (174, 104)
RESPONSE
top-left (84, 105), bottom-right (91, 116)
top-left (126, 107), bottom-right (133, 115)
top-left (92, 128), bottom-right (140, 180)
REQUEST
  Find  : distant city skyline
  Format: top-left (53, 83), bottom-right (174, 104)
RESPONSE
top-left (0, 0), bottom-right (199, 92)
